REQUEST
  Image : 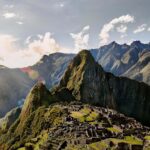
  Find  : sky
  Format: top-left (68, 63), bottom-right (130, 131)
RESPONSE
top-left (0, 0), bottom-right (150, 68)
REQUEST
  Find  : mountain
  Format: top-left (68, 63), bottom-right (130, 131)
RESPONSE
top-left (1, 103), bottom-right (150, 149)
top-left (91, 41), bottom-right (150, 85)
top-left (30, 53), bottom-right (74, 87)
top-left (0, 53), bottom-right (73, 117)
top-left (0, 50), bottom-right (150, 149)
top-left (0, 67), bottom-right (33, 117)
top-left (56, 50), bottom-right (150, 125)
top-left (0, 41), bottom-right (149, 118)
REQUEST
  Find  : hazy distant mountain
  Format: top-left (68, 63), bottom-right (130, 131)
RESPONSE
top-left (91, 41), bottom-right (150, 85)
top-left (31, 53), bottom-right (74, 87)
top-left (0, 41), bottom-right (149, 117)
top-left (0, 67), bottom-right (33, 117)
top-left (0, 53), bottom-right (73, 117)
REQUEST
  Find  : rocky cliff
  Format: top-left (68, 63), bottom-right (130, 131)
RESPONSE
top-left (0, 41), bottom-right (149, 117)
top-left (0, 50), bottom-right (150, 149)
top-left (57, 50), bottom-right (150, 125)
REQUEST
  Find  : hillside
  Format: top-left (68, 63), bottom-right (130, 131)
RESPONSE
top-left (56, 50), bottom-right (150, 125)
top-left (0, 53), bottom-right (73, 117)
top-left (0, 41), bottom-right (149, 118)
top-left (0, 50), bottom-right (150, 150)
top-left (91, 41), bottom-right (150, 85)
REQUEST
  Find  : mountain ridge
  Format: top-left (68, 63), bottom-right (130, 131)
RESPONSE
top-left (0, 50), bottom-right (150, 149)
top-left (0, 41), bottom-right (149, 118)
top-left (56, 50), bottom-right (150, 125)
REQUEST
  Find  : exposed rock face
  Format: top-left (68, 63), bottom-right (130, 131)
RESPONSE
top-left (58, 50), bottom-right (150, 125)
top-left (0, 41), bottom-right (149, 118)
top-left (91, 41), bottom-right (150, 85)
top-left (0, 50), bottom-right (149, 149)
top-left (58, 50), bottom-right (116, 108)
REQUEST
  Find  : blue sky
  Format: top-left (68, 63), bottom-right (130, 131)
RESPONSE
top-left (0, 0), bottom-right (150, 68)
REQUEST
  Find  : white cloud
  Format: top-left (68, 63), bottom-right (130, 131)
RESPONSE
top-left (116, 25), bottom-right (127, 33)
top-left (70, 25), bottom-right (90, 53)
top-left (16, 21), bottom-right (23, 25)
top-left (0, 34), bottom-right (18, 57)
top-left (99, 14), bottom-right (134, 45)
top-left (25, 36), bottom-right (32, 44)
top-left (133, 24), bottom-right (147, 34)
top-left (0, 33), bottom-right (70, 68)
top-left (2, 12), bottom-right (16, 19)
top-left (148, 27), bottom-right (150, 31)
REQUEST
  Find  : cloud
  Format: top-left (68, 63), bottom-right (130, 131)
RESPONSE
top-left (70, 25), bottom-right (90, 53)
top-left (25, 36), bottom-right (32, 44)
top-left (133, 24), bottom-right (147, 34)
top-left (116, 25), bottom-right (127, 33)
top-left (0, 34), bottom-right (18, 58)
top-left (2, 12), bottom-right (16, 19)
top-left (148, 27), bottom-right (150, 31)
top-left (0, 32), bottom-right (70, 68)
top-left (99, 14), bottom-right (134, 45)
top-left (16, 21), bottom-right (23, 25)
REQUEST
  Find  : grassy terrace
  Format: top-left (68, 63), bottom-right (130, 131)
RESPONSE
top-left (70, 106), bottom-right (99, 123)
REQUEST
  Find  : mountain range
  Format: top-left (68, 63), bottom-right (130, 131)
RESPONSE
top-left (0, 41), bottom-right (149, 117)
top-left (0, 50), bottom-right (150, 150)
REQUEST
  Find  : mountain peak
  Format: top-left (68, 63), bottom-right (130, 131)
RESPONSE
top-left (59, 49), bottom-right (100, 89)
top-left (131, 40), bottom-right (142, 47)
top-left (75, 50), bottom-right (95, 64)
top-left (109, 41), bottom-right (119, 47)
top-left (20, 82), bottom-right (54, 120)
top-left (58, 50), bottom-right (112, 105)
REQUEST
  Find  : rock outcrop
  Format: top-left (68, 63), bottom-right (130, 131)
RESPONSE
top-left (0, 50), bottom-right (150, 149)
top-left (57, 50), bottom-right (150, 125)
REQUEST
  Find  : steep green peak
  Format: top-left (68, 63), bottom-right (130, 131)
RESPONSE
top-left (20, 82), bottom-right (53, 119)
top-left (58, 50), bottom-right (105, 101)
top-left (78, 49), bottom-right (93, 58)
top-left (74, 49), bottom-right (95, 65)
top-left (58, 50), bottom-right (97, 88)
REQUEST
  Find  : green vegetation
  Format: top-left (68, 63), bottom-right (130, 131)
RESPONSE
top-left (145, 136), bottom-right (150, 140)
top-left (110, 136), bottom-right (143, 145)
top-left (71, 106), bottom-right (99, 123)
top-left (107, 126), bottom-right (122, 133)
top-left (87, 136), bottom-right (143, 150)
top-left (89, 141), bottom-right (108, 150)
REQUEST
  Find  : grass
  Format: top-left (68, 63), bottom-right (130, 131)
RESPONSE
top-left (110, 135), bottom-right (143, 145)
top-left (88, 135), bottom-right (143, 150)
top-left (80, 107), bottom-right (91, 115)
top-left (89, 141), bottom-right (108, 150)
top-left (70, 106), bottom-right (99, 123)
top-left (107, 126), bottom-right (122, 133)
top-left (71, 111), bottom-right (85, 122)
top-left (34, 130), bottom-right (48, 150)
top-left (145, 136), bottom-right (150, 140)
top-left (17, 148), bottom-right (26, 150)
